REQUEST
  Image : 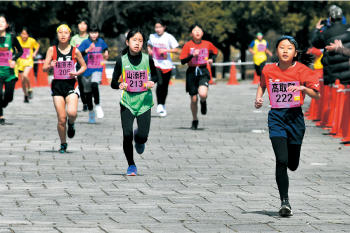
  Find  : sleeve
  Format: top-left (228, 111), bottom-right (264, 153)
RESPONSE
top-left (179, 42), bottom-right (193, 64)
top-left (209, 42), bottom-right (218, 55)
top-left (266, 42), bottom-right (269, 48)
top-left (149, 55), bottom-right (158, 83)
top-left (335, 46), bottom-right (350, 57)
top-left (12, 35), bottom-right (23, 62)
top-left (147, 35), bottom-right (152, 46)
top-left (69, 36), bottom-right (75, 47)
top-left (310, 28), bottom-right (325, 49)
top-left (32, 38), bottom-right (39, 49)
top-left (78, 40), bottom-right (87, 53)
top-left (169, 34), bottom-right (179, 48)
top-left (249, 40), bottom-right (255, 48)
top-left (111, 57), bottom-right (123, 89)
top-left (260, 67), bottom-right (267, 88)
top-left (302, 68), bottom-right (320, 91)
top-left (102, 39), bottom-right (108, 52)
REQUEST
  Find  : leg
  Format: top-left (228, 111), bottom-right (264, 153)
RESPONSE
top-left (120, 104), bottom-right (136, 166)
top-left (3, 79), bottom-right (17, 108)
top-left (258, 61), bottom-right (266, 76)
top-left (22, 67), bottom-right (32, 95)
top-left (156, 69), bottom-right (171, 105)
top-left (77, 75), bottom-right (86, 105)
top-left (198, 85), bottom-right (208, 103)
top-left (135, 109), bottom-right (151, 144)
top-left (287, 144), bottom-right (301, 171)
top-left (190, 95), bottom-right (198, 120)
top-left (0, 78), bottom-right (4, 118)
top-left (53, 96), bottom-right (68, 144)
top-left (270, 137), bottom-right (289, 200)
top-left (65, 93), bottom-right (78, 125)
top-left (91, 82), bottom-right (100, 105)
top-left (82, 75), bottom-right (93, 111)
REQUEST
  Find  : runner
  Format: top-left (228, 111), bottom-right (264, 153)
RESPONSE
top-left (78, 23), bottom-right (108, 123)
top-left (147, 19), bottom-right (179, 117)
top-left (179, 23), bottom-right (218, 130)
top-left (0, 14), bottom-right (23, 125)
top-left (16, 27), bottom-right (40, 103)
top-left (248, 32), bottom-right (273, 77)
top-left (255, 35), bottom-right (320, 217)
top-left (42, 24), bottom-right (87, 153)
top-left (70, 18), bottom-right (89, 111)
top-left (111, 28), bottom-right (158, 176)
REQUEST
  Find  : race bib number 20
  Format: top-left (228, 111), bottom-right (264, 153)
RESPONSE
top-left (54, 61), bottom-right (75, 79)
top-left (269, 81), bottom-right (301, 108)
top-left (0, 51), bottom-right (12, 66)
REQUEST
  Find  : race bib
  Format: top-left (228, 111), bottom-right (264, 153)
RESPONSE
top-left (0, 51), bottom-right (12, 66)
top-left (269, 81), bottom-right (301, 108)
top-left (190, 48), bottom-right (208, 65)
top-left (125, 70), bottom-right (148, 92)
top-left (20, 48), bottom-right (31, 59)
top-left (257, 44), bottom-right (266, 52)
top-left (153, 47), bottom-right (167, 60)
top-left (87, 53), bottom-right (103, 68)
top-left (53, 60), bottom-right (75, 79)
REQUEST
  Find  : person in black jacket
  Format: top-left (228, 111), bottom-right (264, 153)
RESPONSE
top-left (311, 5), bottom-right (350, 85)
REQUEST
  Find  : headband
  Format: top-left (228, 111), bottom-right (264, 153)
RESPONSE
top-left (56, 24), bottom-right (72, 33)
top-left (276, 35), bottom-right (298, 50)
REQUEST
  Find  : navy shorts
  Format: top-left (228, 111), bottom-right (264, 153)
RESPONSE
top-left (268, 107), bottom-right (305, 144)
top-left (186, 66), bottom-right (210, 96)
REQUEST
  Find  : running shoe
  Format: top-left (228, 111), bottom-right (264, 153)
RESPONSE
top-left (0, 118), bottom-right (5, 125)
top-left (134, 129), bottom-right (145, 154)
top-left (278, 198), bottom-right (293, 217)
top-left (200, 101), bottom-right (207, 115)
top-left (24, 96), bottom-right (29, 103)
top-left (58, 143), bottom-right (68, 153)
top-left (126, 165), bottom-right (137, 176)
top-left (191, 120), bottom-right (199, 130)
top-left (67, 119), bottom-right (75, 138)
top-left (95, 105), bottom-right (104, 118)
top-left (159, 105), bottom-right (167, 117)
top-left (89, 111), bottom-right (96, 123)
top-left (82, 104), bottom-right (88, 112)
top-left (28, 90), bottom-right (33, 99)
top-left (157, 104), bottom-right (163, 113)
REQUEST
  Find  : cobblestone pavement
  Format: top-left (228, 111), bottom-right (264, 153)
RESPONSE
top-left (0, 80), bottom-right (349, 233)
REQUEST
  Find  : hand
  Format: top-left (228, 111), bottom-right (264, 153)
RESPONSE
top-left (268, 52), bottom-right (273, 57)
top-left (316, 19), bottom-right (324, 29)
top-left (335, 39), bottom-right (343, 48)
top-left (9, 60), bottom-right (16, 69)
top-left (325, 43), bottom-right (337, 51)
top-left (104, 50), bottom-right (108, 60)
top-left (32, 53), bottom-right (37, 58)
top-left (207, 59), bottom-right (213, 65)
top-left (50, 60), bottom-right (57, 68)
top-left (158, 49), bottom-right (167, 54)
top-left (287, 85), bottom-right (306, 92)
top-left (145, 81), bottom-right (155, 89)
top-left (68, 71), bottom-right (78, 78)
top-left (192, 49), bottom-right (200, 56)
top-left (87, 43), bottom-right (95, 52)
top-left (255, 97), bottom-right (263, 109)
top-left (119, 82), bottom-right (128, 90)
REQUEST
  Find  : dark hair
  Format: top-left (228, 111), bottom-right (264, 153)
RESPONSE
top-left (121, 28), bottom-right (146, 55)
top-left (21, 27), bottom-right (29, 35)
top-left (155, 19), bottom-right (165, 27)
top-left (276, 37), bottom-right (314, 66)
top-left (190, 23), bottom-right (203, 33)
top-left (77, 18), bottom-right (89, 25)
top-left (88, 22), bottom-right (100, 33)
top-left (0, 14), bottom-right (15, 34)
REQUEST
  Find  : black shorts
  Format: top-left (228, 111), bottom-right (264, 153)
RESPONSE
top-left (51, 79), bottom-right (79, 98)
top-left (254, 61), bottom-right (266, 76)
top-left (186, 66), bottom-right (210, 96)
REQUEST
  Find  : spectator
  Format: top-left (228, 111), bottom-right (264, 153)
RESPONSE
top-left (311, 5), bottom-right (350, 85)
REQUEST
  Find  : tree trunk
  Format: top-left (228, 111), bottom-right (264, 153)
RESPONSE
top-left (216, 41), bottom-right (230, 79)
top-left (240, 44), bottom-right (247, 80)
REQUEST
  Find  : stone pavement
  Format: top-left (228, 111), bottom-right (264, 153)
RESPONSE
top-left (0, 80), bottom-right (349, 233)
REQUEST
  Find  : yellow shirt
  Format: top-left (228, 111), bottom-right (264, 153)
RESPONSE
top-left (252, 39), bottom-right (268, 66)
top-left (16, 37), bottom-right (39, 70)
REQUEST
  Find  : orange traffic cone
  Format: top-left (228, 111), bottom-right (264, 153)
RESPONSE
top-left (207, 64), bottom-right (216, 85)
top-left (15, 76), bottom-right (22, 89)
top-left (101, 63), bottom-right (109, 85)
top-left (334, 85), bottom-right (350, 139)
top-left (169, 79), bottom-right (174, 85)
top-left (226, 63), bottom-right (239, 85)
top-left (251, 72), bottom-right (260, 84)
top-left (329, 84), bottom-right (345, 135)
top-left (36, 60), bottom-right (49, 87)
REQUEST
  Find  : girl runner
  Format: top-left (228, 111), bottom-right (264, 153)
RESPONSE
top-left (179, 23), bottom-right (218, 130)
top-left (78, 23), bottom-right (108, 123)
top-left (70, 18), bottom-right (89, 112)
top-left (111, 28), bottom-right (158, 176)
top-left (0, 14), bottom-right (23, 125)
top-left (147, 19), bottom-right (179, 117)
top-left (42, 24), bottom-right (87, 153)
top-left (255, 36), bottom-right (320, 217)
top-left (16, 27), bottom-right (40, 103)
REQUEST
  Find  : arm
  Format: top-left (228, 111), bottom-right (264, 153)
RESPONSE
top-left (42, 47), bottom-right (54, 72)
top-left (147, 45), bottom-right (153, 55)
top-left (111, 58), bottom-right (122, 89)
top-left (265, 48), bottom-right (273, 56)
top-left (146, 55), bottom-right (158, 88)
top-left (32, 43), bottom-right (40, 58)
top-left (158, 48), bottom-right (179, 54)
top-left (288, 85), bottom-right (320, 100)
top-left (12, 36), bottom-right (23, 62)
top-left (103, 49), bottom-right (108, 60)
top-left (181, 54), bottom-right (194, 65)
top-left (255, 84), bottom-right (266, 109)
top-left (69, 49), bottom-right (87, 77)
top-left (248, 47), bottom-right (255, 55)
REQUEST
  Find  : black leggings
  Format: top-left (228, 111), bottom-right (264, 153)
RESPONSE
top-left (120, 104), bottom-right (151, 166)
top-left (254, 61), bottom-right (266, 76)
top-left (77, 75), bottom-right (86, 105)
top-left (271, 137), bottom-right (301, 200)
top-left (0, 78), bottom-right (17, 117)
top-left (85, 82), bottom-right (100, 111)
top-left (156, 68), bottom-right (172, 105)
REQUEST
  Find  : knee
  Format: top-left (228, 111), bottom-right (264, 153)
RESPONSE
top-left (135, 132), bottom-right (148, 144)
top-left (276, 158), bottom-right (288, 170)
top-left (67, 110), bottom-right (77, 119)
top-left (123, 130), bottom-right (133, 142)
top-left (199, 93), bottom-right (207, 100)
top-left (57, 115), bottom-right (67, 126)
top-left (191, 96), bottom-right (198, 104)
top-left (288, 163), bottom-right (299, 171)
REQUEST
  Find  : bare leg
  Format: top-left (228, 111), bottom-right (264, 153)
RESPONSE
top-left (53, 96), bottom-right (67, 144)
top-left (21, 67), bottom-right (32, 96)
top-left (190, 95), bottom-right (198, 120)
top-left (65, 94), bottom-right (78, 124)
top-left (198, 86), bottom-right (208, 102)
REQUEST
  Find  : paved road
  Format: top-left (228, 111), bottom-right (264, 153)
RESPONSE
top-left (0, 80), bottom-right (349, 233)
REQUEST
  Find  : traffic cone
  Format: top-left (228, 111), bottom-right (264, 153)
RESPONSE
top-left (169, 79), bottom-right (174, 85)
top-left (314, 80), bottom-right (325, 121)
top-left (207, 64), bottom-right (216, 85)
top-left (316, 84), bottom-right (331, 126)
top-left (101, 63), bottom-right (109, 85)
top-left (28, 67), bottom-right (36, 87)
top-left (36, 60), bottom-right (49, 87)
top-left (15, 76), bottom-right (22, 89)
top-left (251, 72), bottom-right (260, 84)
top-left (320, 80), bottom-right (339, 129)
top-left (334, 85), bottom-right (350, 139)
top-left (329, 84), bottom-right (345, 135)
top-left (226, 63), bottom-right (239, 85)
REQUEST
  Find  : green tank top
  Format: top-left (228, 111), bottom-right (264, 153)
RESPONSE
top-left (120, 52), bottom-right (154, 116)
top-left (0, 33), bottom-right (17, 82)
